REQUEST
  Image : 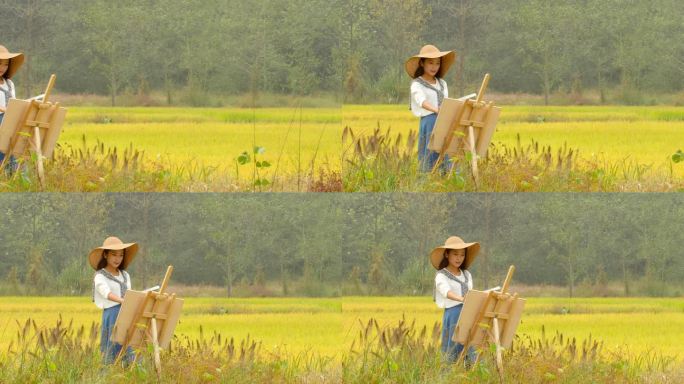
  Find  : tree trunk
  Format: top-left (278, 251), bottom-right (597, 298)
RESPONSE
top-left (225, 257), bottom-right (233, 297)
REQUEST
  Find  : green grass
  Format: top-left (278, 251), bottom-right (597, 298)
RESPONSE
top-left (58, 105), bottom-right (684, 178)
top-left (1, 296), bottom-right (682, 359)
top-left (1, 105), bottom-right (682, 191)
top-left (344, 105), bottom-right (684, 179)
top-left (1, 296), bottom-right (683, 383)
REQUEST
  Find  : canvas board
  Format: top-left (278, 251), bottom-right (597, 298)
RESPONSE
top-left (427, 97), bottom-right (467, 155)
top-left (428, 99), bottom-right (500, 157)
top-left (112, 290), bottom-right (183, 349)
top-left (452, 290), bottom-right (525, 348)
top-left (0, 98), bottom-right (66, 157)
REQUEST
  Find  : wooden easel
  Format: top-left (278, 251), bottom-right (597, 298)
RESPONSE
top-left (457, 265), bottom-right (520, 381)
top-left (432, 73), bottom-right (497, 186)
top-left (115, 266), bottom-right (178, 379)
top-left (0, 74), bottom-right (61, 188)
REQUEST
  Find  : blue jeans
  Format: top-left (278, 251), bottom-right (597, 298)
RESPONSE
top-left (0, 113), bottom-right (19, 174)
top-left (101, 305), bottom-right (134, 365)
top-left (418, 114), bottom-right (448, 172)
top-left (441, 305), bottom-right (477, 363)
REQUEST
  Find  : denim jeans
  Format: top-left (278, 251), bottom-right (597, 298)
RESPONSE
top-left (0, 113), bottom-right (19, 174)
top-left (441, 305), bottom-right (477, 364)
top-left (417, 114), bottom-right (448, 172)
top-left (100, 305), bottom-right (134, 365)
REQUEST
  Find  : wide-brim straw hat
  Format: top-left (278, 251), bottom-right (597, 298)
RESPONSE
top-left (0, 45), bottom-right (25, 79)
top-left (429, 236), bottom-right (480, 270)
top-left (88, 236), bottom-right (139, 270)
top-left (404, 44), bottom-right (456, 79)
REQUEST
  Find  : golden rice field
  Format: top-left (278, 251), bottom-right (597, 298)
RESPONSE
top-left (58, 105), bottom-right (684, 178)
top-left (1, 296), bottom-right (682, 361)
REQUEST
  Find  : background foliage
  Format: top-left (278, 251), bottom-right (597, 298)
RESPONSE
top-left (1, 0), bottom-right (682, 105)
top-left (0, 194), bottom-right (681, 297)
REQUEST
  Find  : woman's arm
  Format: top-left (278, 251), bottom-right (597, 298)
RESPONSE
top-left (436, 274), bottom-right (464, 302)
top-left (411, 82), bottom-right (439, 114)
top-left (94, 274), bottom-right (124, 304)
top-left (420, 101), bottom-right (439, 114)
top-left (445, 291), bottom-right (464, 302)
top-left (106, 292), bottom-right (124, 304)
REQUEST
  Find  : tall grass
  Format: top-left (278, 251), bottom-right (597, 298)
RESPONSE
top-left (1, 315), bottom-right (681, 383)
top-left (1, 105), bottom-right (682, 191)
top-left (339, 128), bottom-right (683, 192)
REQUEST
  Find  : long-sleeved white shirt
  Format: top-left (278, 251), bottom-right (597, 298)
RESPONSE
top-left (93, 270), bottom-right (131, 309)
top-left (410, 77), bottom-right (449, 117)
top-left (434, 268), bottom-right (472, 309)
top-left (0, 79), bottom-right (16, 111)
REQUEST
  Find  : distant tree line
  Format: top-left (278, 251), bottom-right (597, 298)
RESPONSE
top-left (0, 0), bottom-right (681, 105)
top-left (0, 194), bottom-right (681, 297)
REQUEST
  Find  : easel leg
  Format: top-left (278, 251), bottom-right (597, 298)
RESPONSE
top-left (151, 317), bottom-right (162, 380)
top-left (493, 317), bottom-right (504, 382)
top-left (467, 125), bottom-right (479, 187)
top-left (33, 126), bottom-right (45, 189)
top-left (431, 153), bottom-right (444, 175)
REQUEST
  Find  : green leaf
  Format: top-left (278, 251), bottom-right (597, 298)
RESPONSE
top-left (255, 160), bottom-right (271, 168)
top-left (237, 152), bottom-right (250, 165)
top-left (672, 149), bottom-right (684, 163)
top-left (253, 146), bottom-right (265, 155)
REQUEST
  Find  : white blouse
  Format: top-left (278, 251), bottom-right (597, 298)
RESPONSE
top-left (0, 79), bottom-right (16, 110)
top-left (410, 77), bottom-right (449, 117)
top-left (93, 270), bottom-right (131, 309)
top-left (434, 268), bottom-right (473, 309)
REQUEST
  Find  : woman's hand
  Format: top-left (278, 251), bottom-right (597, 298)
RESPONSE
top-left (107, 292), bottom-right (124, 304)
top-left (420, 101), bottom-right (439, 114)
top-left (446, 291), bottom-right (464, 302)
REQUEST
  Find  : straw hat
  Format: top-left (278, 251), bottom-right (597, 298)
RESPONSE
top-left (404, 44), bottom-right (456, 79)
top-left (0, 45), bottom-right (25, 79)
top-left (88, 236), bottom-right (139, 270)
top-left (429, 236), bottom-right (480, 270)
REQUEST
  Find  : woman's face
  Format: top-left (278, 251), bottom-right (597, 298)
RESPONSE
top-left (104, 249), bottom-right (125, 270)
top-left (0, 59), bottom-right (9, 77)
top-left (446, 248), bottom-right (465, 268)
top-left (421, 58), bottom-right (441, 78)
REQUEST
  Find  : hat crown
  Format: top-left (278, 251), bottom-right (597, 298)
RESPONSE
top-left (419, 45), bottom-right (440, 55)
top-left (102, 236), bottom-right (124, 247)
top-left (444, 236), bottom-right (466, 247)
top-left (0, 46), bottom-right (8, 54)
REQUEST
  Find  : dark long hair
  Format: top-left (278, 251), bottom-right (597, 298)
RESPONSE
top-left (96, 249), bottom-right (127, 270)
top-left (413, 58), bottom-right (426, 78)
top-left (438, 249), bottom-right (467, 270)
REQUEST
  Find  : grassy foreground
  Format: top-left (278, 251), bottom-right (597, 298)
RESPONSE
top-left (1, 105), bottom-right (681, 191)
top-left (1, 296), bottom-right (683, 382)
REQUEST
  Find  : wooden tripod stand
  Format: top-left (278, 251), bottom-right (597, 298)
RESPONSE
top-left (430, 74), bottom-right (500, 186)
top-left (454, 265), bottom-right (525, 381)
top-left (113, 265), bottom-right (183, 380)
top-left (0, 74), bottom-right (66, 188)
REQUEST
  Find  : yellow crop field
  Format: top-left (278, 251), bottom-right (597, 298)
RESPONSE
top-left (1, 296), bottom-right (682, 360)
top-left (56, 105), bottom-right (684, 181)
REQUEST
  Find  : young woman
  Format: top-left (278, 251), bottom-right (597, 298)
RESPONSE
top-left (430, 235), bottom-right (479, 362)
top-left (405, 44), bottom-right (456, 172)
top-left (0, 45), bottom-right (24, 172)
top-left (89, 236), bottom-right (138, 364)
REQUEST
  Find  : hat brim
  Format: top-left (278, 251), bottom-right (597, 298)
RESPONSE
top-left (88, 242), bottom-right (138, 270)
top-left (404, 51), bottom-right (456, 79)
top-left (429, 241), bottom-right (479, 270)
top-left (0, 53), bottom-right (24, 79)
